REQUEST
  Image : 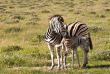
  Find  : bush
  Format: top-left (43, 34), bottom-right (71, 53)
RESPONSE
top-left (4, 19), bottom-right (19, 24)
top-left (26, 15), bottom-right (40, 25)
top-left (74, 11), bottom-right (82, 14)
top-left (31, 34), bottom-right (45, 44)
top-left (26, 15), bottom-right (40, 21)
top-left (0, 55), bottom-right (26, 66)
top-left (89, 12), bottom-right (96, 14)
top-left (26, 21), bottom-right (37, 25)
top-left (90, 49), bottom-right (110, 60)
top-left (11, 15), bottom-right (24, 20)
top-left (1, 45), bottom-right (23, 52)
top-left (41, 10), bottom-right (50, 13)
top-left (64, 2), bottom-right (75, 7)
top-left (4, 27), bottom-right (21, 33)
top-left (96, 14), bottom-right (106, 18)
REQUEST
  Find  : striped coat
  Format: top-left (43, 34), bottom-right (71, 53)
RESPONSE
top-left (64, 21), bottom-right (93, 49)
top-left (61, 21), bottom-right (93, 69)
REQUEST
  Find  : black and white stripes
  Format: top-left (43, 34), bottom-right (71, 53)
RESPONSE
top-left (45, 15), bottom-right (65, 70)
top-left (45, 15), bottom-right (93, 70)
top-left (61, 21), bottom-right (93, 69)
top-left (61, 35), bottom-right (89, 69)
top-left (45, 15), bottom-right (65, 45)
top-left (64, 21), bottom-right (93, 50)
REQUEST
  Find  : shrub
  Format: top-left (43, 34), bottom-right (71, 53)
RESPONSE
top-left (31, 37), bottom-right (39, 44)
top-left (31, 34), bottom-right (45, 44)
top-left (0, 5), bottom-right (7, 8)
top-left (90, 49), bottom-right (110, 60)
top-left (89, 12), bottom-right (96, 14)
top-left (104, 9), bottom-right (110, 12)
top-left (41, 10), bottom-right (50, 13)
top-left (36, 34), bottom-right (45, 42)
top-left (26, 15), bottom-right (40, 21)
top-left (54, 2), bottom-right (62, 4)
top-left (64, 2), bottom-right (75, 7)
top-left (1, 45), bottom-right (23, 52)
top-left (26, 15), bottom-right (40, 25)
top-left (4, 27), bottom-right (21, 33)
top-left (26, 21), bottom-right (37, 25)
top-left (0, 55), bottom-right (26, 66)
top-left (96, 14), bottom-right (106, 18)
top-left (11, 15), bottom-right (24, 20)
top-left (4, 19), bottom-right (19, 24)
top-left (74, 11), bottom-right (81, 14)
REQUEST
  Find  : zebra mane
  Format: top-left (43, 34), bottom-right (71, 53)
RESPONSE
top-left (49, 15), bottom-right (64, 22)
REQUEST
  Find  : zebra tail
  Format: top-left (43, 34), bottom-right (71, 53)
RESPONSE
top-left (88, 33), bottom-right (93, 50)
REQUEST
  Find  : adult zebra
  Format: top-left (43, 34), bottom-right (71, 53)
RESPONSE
top-left (45, 15), bottom-right (66, 70)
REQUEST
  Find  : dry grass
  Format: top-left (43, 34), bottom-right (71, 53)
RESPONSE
top-left (0, 0), bottom-right (110, 73)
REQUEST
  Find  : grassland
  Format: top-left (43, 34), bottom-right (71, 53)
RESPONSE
top-left (0, 0), bottom-right (110, 74)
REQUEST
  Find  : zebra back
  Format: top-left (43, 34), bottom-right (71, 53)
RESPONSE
top-left (64, 21), bottom-right (93, 50)
top-left (65, 21), bottom-right (89, 37)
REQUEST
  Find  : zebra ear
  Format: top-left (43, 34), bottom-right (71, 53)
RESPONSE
top-left (58, 17), bottom-right (64, 23)
top-left (65, 24), bottom-right (68, 30)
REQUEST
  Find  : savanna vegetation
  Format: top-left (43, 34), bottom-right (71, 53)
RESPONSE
top-left (0, 0), bottom-right (110, 74)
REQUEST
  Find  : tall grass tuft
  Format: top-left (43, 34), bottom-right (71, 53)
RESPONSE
top-left (4, 27), bottom-right (22, 33)
top-left (1, 45), bottom-right (23, 52)
top-left (0, 55), bottom-right (26, 66)
top-left (90, 49), bottom-right (110, 60)
top-left (31, 34), bottom-right (45, 44)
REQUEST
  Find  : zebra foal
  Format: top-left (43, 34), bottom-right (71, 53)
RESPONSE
top-left (61, 30), bottom-right (90, 70)
top-left (61, 21), bottom-right (93, 69)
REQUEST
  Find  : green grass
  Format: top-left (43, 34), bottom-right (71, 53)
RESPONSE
top-left (0, 0), bottom-right (110, 73)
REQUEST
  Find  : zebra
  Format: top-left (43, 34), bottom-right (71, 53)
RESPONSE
top-left (61, 22), bottom-right (93, 69)
top-left (45, 15), bottom-right (66, 70)
top-left (61, 27), bottom-right (90, 70)
top-left (45, 15), bottom-right (93, 70)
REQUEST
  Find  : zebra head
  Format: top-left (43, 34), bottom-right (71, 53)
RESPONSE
top-left (60, 24), bottom-right (69, 38)
top-left (49, 15), bottom-right (65, 34)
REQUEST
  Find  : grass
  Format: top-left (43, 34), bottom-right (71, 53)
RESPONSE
top-left (0, 0), bottom-right (110, 74)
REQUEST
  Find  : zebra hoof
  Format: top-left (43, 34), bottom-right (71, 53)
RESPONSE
top-left (78, 64), bottom-right (81, 67)
top-left (50, 67), bottom-right (53, 70)
top-left (82, 64), bottom-right (87, 68)
top-left (65, 66), bottom-right (68, 70)
top-left (50, 65), bottom-right (55, 70)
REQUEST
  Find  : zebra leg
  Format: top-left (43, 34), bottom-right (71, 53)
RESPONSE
top-left (83, 47), bottom-right (89, 67)
top-left (82, 50), bottom-right (88, 67)
top-left (75, 48), bottom-right (81, 67)
top-left (55, 46), bottom-right (60, 70)
top-left (48, 44), bottom-right (55, 70)
top-left (61, 44), bottom-right (65, 69)
top-left (80, 46), bottom-right (88, 67)
top-left (64, 48), bottom-right (70, 70)
top-left (71, 49), bottom-right (74, 69)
